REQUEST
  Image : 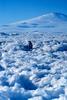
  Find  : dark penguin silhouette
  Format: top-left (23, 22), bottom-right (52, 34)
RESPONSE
top-left (28, 41), bottom-right (33, 50)
top-left (23, 41), bottom-right (33, 51)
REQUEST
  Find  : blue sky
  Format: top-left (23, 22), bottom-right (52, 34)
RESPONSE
top-left (0, 0), bottom-right (67, 25)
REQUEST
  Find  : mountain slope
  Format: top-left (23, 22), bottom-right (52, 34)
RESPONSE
top-left (0, 12), bottom-right (67, 34)
top-left (11, 12), bottom-right (67, 24)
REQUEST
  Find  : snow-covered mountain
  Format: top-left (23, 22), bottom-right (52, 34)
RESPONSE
top-left (0, 12), bottom-right (67, 100)
top-left (12, 12), bottom-right (67, 24)
top-left (0, 12), bottom-right (67, 34)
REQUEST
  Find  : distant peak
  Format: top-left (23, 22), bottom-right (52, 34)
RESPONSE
top-left (46, 12), bottom-right (66, 16)
top-left (45, 12), bottom-right (67, 21)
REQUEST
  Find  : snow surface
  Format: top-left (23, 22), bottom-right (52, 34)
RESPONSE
top-left (0, 12), bottom-right (67, 100)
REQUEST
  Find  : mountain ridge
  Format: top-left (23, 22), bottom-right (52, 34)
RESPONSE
top-left (10, 12), bottom-right (67, 25)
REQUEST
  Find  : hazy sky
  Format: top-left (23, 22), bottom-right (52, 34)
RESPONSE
top-left (0, 0), bottom-right (67, 25)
